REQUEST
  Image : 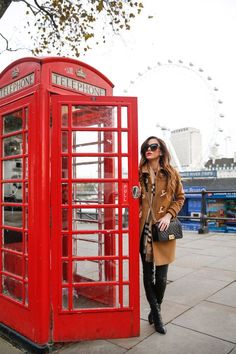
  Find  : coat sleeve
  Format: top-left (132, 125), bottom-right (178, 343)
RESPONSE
top-left (167, 171), bottom-right (185, 218)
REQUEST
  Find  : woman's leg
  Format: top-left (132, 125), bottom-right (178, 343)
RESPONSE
top-left (155, 264), bottom-right (168, 306)
top-left (140, 236), bottom-right (166, 334)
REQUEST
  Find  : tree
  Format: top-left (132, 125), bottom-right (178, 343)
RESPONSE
top-left (0, 0), bottom-right (145, 57)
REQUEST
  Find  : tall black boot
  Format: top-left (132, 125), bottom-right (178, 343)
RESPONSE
top-left (152, 275), bottom-right (168, 334)
top-left (151, 303), bottom-right (167, 334)
top-left (141, 257), bottom-right (156, 324)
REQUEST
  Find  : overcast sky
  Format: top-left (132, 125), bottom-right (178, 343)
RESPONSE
top-left (1, 0), bottom-right (236, 160)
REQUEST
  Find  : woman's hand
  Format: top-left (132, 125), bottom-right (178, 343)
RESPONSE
top-left (158, 213), bottom-right (172, 231)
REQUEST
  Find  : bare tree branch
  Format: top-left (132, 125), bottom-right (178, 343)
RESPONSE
top-left (0, 32), bottom-right (30, 54)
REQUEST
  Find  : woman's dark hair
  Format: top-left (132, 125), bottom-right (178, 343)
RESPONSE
top-left (139, 136), bottom-right (176, 194)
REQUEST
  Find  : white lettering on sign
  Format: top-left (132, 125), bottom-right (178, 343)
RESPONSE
top-left (0, 73), bottom-right (35, 99)
top-left (52, 72), bottom-right (106, 96)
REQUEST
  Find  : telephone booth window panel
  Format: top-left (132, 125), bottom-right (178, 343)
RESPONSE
top-left (71, 207), bottom-right (119, 231)
top-left (71, 233), bottom-right (119, 257)
top-left (71, 106), bottom-right (117, 128)
top-left (54, 101), bottom-right (133, 313)
top-left (1, 108), bottom-right (28, 306)
top-left (72, 131), bottom-right (117, 154)
top-left (70, 182), bottom-right (118, 205)
top-left (70, 157), bottom-right (118, 179)
top-left (72, 285), bottom-right (120, 309)
top-left (72, 259), bottom-right (119, 282)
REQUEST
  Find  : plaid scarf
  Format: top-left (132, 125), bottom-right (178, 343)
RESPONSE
top-left (142, 167), bottom-right (156, 262)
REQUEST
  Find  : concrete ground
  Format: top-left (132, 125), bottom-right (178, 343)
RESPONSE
top-left (1, 231), bottom-right (236, 354)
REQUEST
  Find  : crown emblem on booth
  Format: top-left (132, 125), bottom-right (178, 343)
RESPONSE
top-left (76, 68), bottom-right (86, 79)
top-left (11, 67), bottom-right (20, 79)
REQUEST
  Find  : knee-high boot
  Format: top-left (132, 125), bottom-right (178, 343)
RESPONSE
top-left (154, 276), bottom-right (167, 334)
top-left (148, 276), bottom-right (167, 334)
top-left (142, 262), bottom-right (166, 334)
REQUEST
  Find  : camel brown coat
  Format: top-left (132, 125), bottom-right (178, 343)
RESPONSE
top-left (139, 164), bottom-right (185, 266)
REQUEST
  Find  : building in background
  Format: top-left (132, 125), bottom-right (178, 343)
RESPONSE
top-left (170, 127), bottom-right (202, 170)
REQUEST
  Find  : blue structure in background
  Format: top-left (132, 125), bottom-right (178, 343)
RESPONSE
top-left (180, 181), bottom-right (236, 233)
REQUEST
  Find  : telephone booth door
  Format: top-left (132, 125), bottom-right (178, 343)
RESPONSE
top-left (51, 95), bottom-right (140, 341)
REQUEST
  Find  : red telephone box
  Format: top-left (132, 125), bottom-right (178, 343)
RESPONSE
top-left (0, 57), bottom-right (140, 346)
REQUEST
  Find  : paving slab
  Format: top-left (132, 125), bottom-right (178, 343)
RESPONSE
top-left (167, 264), bottom-right (195, 281)
top-left (54, 339), bottom-right (126, 354)
top-left (108, 319), bottom-right (154, 350)
top-left (208, 256), bottom-right (236, 272)
top-left (165, 272), bottom-right (228, 306)
top-left (229, 346), bottom-right (236, 354)
top-left (173, 253), bottom-right (219, 269)
top-left (126, 324), bottom-right (235, 354)
top-left (0, 337), bottom-right (23, 354)
top-left (192, 267), bottom-right (236, 282)
top-left (172, 301), bottom-right (236, 343)
top-left (207, 281), bottom-right (236, 307)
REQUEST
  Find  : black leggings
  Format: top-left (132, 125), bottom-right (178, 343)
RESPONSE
top-left (140, 232), bottom-right (168, 306)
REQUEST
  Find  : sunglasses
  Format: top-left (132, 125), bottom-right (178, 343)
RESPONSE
top-left (144, 143), bottom-right (160, 152)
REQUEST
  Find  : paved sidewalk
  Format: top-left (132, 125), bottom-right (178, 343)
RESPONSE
top-left (1, 231), bottom-right (236, 354)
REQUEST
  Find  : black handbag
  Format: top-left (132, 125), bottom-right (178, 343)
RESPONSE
top-left (152, 218), bottom-right (183, 242)
top-left (143, 188), bottom-right (183, 242)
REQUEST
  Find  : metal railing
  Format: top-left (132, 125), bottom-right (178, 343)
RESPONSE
top-left (179, 190), bottom-right (236, 234)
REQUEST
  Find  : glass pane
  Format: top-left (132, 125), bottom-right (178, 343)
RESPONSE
top-left (122, 157), bottom-right (128, 178)
top-left (121, 132), bottom-right (128, 153)
top-left (72, 131), bottom-right (116, 153)
top-left (122, 208), bottom-right (129, 228)
top-left (123, 285), bottom-right (129, 307)
top-left (3, 110), bottom-right (23, 134)
top-left (62, 261), bottom-right (69, 283)
top-left (121, 107), bottom-right (128, 128)
top-left (73, 285), bottom-right (119, 309)
top-left (72, 182), bottom-right (118, 205)
top-left (72, 233), bottom-right (118, 257)
top-left (123, 259), bottom-right (129, 281)
top-left (122, 233), bottom-right (129, 256)
top-left (61, 105), bottom-right (68, 127)
top-left (3, 183), bottom-right (22, 203)
top-left (72, 156), bottom-right (118, 179)
top-left (61, 131), bottom-right (68, 152)
top-left (3, 135), bottom-right (23, 157)
top-left (3, 206), bottom-right (22, 227)
top-left (2, 229), bottom-right (23, 252)
top-left (73, 260), bottom-right (118, 282)
top-left (2, 275), bottom-right (23, 302)
top-left (62, 208), bottom-right (69, 230)
top-left (72, 208), bottom-right (118, 231)
top-left (62, 288), bottom-right (69, 310)
top-left (3, 159), bottom-right (23, 180)
top-left (62, 234), bottom-right (68, 257)
top-left (62, 157), bottom-right (68, 178)
top-left (72, 106), bottom-right (117, 128)
top-left (3, 251), bottom-right (23, 276)
top-left (62, 183), bottom-right (69, 204)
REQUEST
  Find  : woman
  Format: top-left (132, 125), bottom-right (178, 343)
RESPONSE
top-left (139, 136), bottom-right (185, 334)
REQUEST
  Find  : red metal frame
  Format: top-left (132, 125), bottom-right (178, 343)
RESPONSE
top-left (51, 95), bottom-right (139, 341)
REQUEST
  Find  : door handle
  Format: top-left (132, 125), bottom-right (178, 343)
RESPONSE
top-left (132, 186), bottom-right (140, 199)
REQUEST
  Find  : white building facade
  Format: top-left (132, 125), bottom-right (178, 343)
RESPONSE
top-left (170, 127), bottom-right (202, 170)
